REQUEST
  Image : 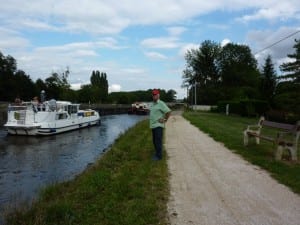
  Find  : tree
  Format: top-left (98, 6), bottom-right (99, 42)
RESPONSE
top-left (44, 68), bottom-right (71, 100)
top-left (279, 39), bottom-right (300, 82)
top-left (35, 79), bottom-right (47, 95)
top-left (0, 51), bottom-right (36, 101)
top-left (165, 89), bottom-right (177, 102)
top-left (183, 40), bottom-right (221, 85)
top-left (107, 89), bottom-right (174, 104)
top-left (90, 70), bottom-right (109, 102)
top-left (182, 41), bottom-right (261, 104)
top-left (274, 39), bottom-right (300, 116)
top-left (273, 81), bottom-right (300, 116)
top-left (182, 40), bottom-right (221, 104)
top-left (0, 52), bottom-right (17, 101)
top-left (260, 55), bottom-right (277, 105)
top-left (14, 70), bottom-right (37, 100)
top-left (78, 84), bottom-right (97, 103)
top-left (218, 43), bottom-right (260, 100)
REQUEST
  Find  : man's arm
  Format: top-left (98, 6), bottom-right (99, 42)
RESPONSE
top-left (164, 111), bottom-right (171, 122)
top-left (158, 111), bottom-right (170, 123)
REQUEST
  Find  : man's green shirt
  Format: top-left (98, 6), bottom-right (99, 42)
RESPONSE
top-left (149, 99), bottom-right (171, 129)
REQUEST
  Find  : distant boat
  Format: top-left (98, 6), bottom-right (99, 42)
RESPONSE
top-left (4, 99), bottom-right (100, 136)
top-left (128, 102), bottom-right (149, 115)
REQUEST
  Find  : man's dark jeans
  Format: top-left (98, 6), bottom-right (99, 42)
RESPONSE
top-left (152, 127), bottom-right (163, 159)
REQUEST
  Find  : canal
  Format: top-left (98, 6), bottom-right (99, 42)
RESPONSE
top-left (0, 114), bottom-right (146, 218)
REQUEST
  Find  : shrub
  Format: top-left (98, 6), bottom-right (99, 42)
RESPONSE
top-left (217, 99), bottom-right (269, 117)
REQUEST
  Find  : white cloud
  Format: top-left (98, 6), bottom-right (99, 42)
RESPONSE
top-left (208, 24), bottom-right (229, 30)
top-left (19, 19), bottom-right (61, 31)
top-left (0, 28), bottom-right (29, 50)
top-left (144, 51), bottom-right (167, 60)
top-left (167, 26), bottom-right (186, 36)
top-left (246, 27), bottom-right (299, 69)
top-left (179, 43), bottom-right (199, 58)
top-left (221, 39), bottom-right (231, 47)
top-left (1, 1), bottom-right (299, 35)
top-left (141, 37), bottom-right (180, 49)
top-left (70, 83), bottom-right (82, 90)
top-left (109, 84), bottom-right (122, 92)
top-left (239, 1), bottom-right (300, 22)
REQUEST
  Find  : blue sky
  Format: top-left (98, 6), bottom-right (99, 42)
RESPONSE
top-left (1, 0), bottom-right (299, 99)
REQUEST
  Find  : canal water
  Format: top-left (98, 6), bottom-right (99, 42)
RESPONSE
top-left (0, 114), bottom-right (146, 218)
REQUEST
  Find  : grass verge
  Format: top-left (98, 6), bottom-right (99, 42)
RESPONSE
top-left (5, 120), bottom-right (169, 225)
top-left (183, 111), bottom-right (300, 194)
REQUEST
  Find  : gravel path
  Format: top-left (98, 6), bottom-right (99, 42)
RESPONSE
top-left (165, 114), bottom-right (300, 225)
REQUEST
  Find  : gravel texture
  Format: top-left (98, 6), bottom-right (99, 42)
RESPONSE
top-left (165, 114), bottom-right (300, 225)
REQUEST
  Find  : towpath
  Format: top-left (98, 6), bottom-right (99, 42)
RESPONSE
top-left (165, 113), bottom-right (300, 225)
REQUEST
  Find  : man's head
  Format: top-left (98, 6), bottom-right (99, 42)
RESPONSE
top-left (152, 89), bottom-right (160, 101)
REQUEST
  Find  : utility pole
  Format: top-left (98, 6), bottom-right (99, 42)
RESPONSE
top-left (186, 86), bottom-right (189, 104)
top-left (194, 82), bottom-right (198, 105)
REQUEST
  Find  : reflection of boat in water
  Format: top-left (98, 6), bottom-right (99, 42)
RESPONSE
top-left (4, 99), bottom-right (100, 136)
top-left (128, 102), bottom-right (149, 115)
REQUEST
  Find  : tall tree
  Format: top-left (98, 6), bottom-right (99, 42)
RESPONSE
top-left (0, 51), bottom-right (36, 101)
top-left (90, 70), bottom-right (109, 102)
top-left (0, 52), bottom-right (17, 101)
top-left (165, 89), bottom-right (177, 102)
top-left (218, 43), bottom-right (260, 100)
top-left (274, 39), bottom-right (300, 116)
top-left (182, 40), bottom-right (221, 104)
top-left (260, 55), bottom-right (277, 105)
top-left (182, 41), bottom-right (260, 104)
top-left (279, 39), bottom-right (300, 82)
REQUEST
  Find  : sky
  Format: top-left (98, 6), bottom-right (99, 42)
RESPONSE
top-left (0, 0), bottom-right (299, 99)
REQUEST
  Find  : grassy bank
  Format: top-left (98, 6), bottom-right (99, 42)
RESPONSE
top-left (183, 111), bottom-right (300, 194)
top-left (5, 120), bottom-right (169, 225)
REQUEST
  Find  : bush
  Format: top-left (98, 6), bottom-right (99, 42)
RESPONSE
top-left (217, 99), bottom-right (269, 117)
top-left (265, 109), bottom-right (300, 123)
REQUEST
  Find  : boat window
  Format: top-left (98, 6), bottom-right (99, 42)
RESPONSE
top-left (67, 105), bottom-right (78, 114)
top-left (56, 113), bottom-right (68, 120)
top-left (83, 111), bottom-right (95, 117)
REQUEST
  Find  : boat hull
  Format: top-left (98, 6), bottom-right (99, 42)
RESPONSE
top-left (5, 119), bottom-right (100, 136)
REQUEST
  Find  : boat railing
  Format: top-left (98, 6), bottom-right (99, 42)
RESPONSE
top-left (8, 104), bottom-right (28, 112)
top-left (8, 100), bottom-right (75, 114)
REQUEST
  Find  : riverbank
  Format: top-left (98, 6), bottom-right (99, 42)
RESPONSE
top-left (4, 119), bottom-right (169, 225)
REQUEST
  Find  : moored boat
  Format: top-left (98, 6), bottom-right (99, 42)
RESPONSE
top-left (128, 102), bottom-right (149, 115)
top-left (4, 99), bottom-right (100, 136)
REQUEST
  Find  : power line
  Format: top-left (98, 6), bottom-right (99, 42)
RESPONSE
top-left (254, 30), bottom-right (300, 55)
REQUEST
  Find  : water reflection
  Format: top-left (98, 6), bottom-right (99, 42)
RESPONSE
top-left (0, 114), bottom-right (146, 215)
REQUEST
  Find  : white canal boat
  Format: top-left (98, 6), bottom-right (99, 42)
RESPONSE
top-left (4, 99), bottom-right (100, 136)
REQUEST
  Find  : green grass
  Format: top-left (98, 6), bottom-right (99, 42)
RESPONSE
top-left (5, 120), bottom-right (169, 225)
top-left (183, 111), bottom-right (300, 194)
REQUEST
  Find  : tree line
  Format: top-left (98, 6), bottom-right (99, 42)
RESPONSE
top-left (182, 39), bottom-right (300, 119)
top-left (0, 52), bottom-right (177, 103)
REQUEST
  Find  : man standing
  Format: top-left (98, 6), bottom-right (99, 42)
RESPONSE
top-left (149, 89), bottom-right (171, 161)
